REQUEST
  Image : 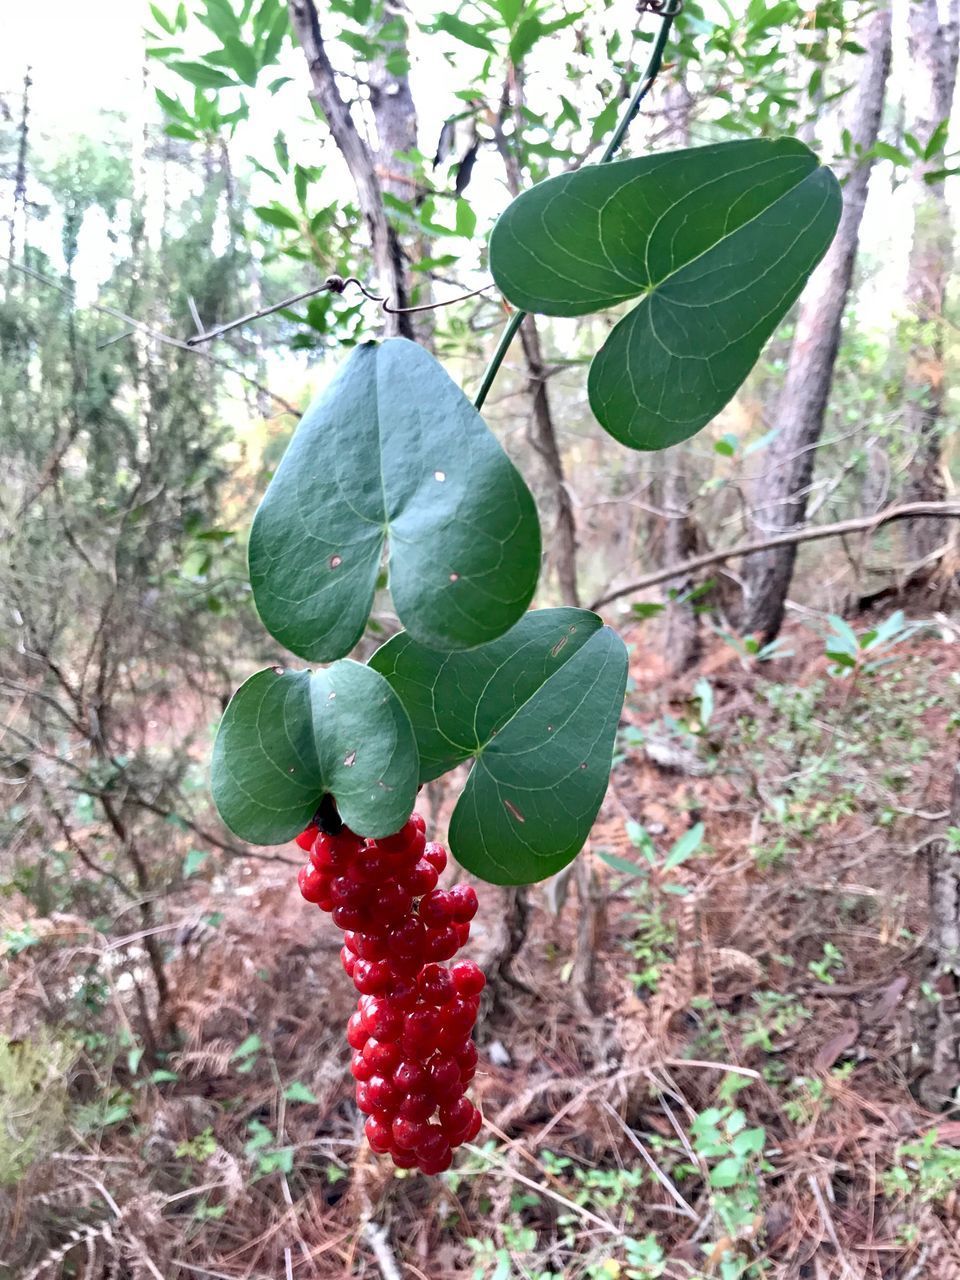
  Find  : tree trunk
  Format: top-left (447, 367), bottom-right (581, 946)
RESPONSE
top-left (491, 78), bottom-right (580, 608)
top-left (661, 461), bottom-right (701, 673)
top-left (7, 68), bottom-right (31, 272)
top-left (740, 3), bottom-right (892, 641)
top-left (913, 754), bottom-right (960, 1110)
top-left (902, 0), bottom-right (960, 564)
top-left (286, 0), bottom-right (413, 338)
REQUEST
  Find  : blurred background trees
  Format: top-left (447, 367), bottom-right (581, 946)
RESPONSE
top-left (2, 2), bottom-right (960, 1277)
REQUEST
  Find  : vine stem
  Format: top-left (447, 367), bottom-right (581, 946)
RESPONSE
top-left (473, 3), bottom-right (682, 411)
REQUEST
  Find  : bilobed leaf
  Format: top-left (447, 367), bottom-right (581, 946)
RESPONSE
top-left (370, 609), bottom-right (628, 885)
top-left (249, 338), bottom-right (540, 662)
top-left (211, 662), bottom-right (419, 844)
top-left (489, 138), bottom-right (841, 450)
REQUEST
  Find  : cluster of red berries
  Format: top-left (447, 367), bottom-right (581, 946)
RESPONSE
top-left (295, 810), bottom-right (483, 1174)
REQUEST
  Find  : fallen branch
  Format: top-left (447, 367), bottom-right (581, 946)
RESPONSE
top-left (590, 501), bottom-right (960, 610)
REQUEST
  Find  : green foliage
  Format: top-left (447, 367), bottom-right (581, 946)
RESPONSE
top-left (0, 1035), bottom-right (74, 1186)
top-left (248, 338), bottom-right (541, 662)
top-left (371, 610), bottom-right (628, 883)
top-left (489, 139), bottom-right (841, 448)
top-left (211, 663), bottom-right (419, 843)
top-left (824, 610), bottom-right (918, 678)
top-left (882, 1130), bottom-right (960, 1204)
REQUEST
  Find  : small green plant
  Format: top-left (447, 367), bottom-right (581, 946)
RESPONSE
top-left (807, 941), bottom-right (844, 984)
top-left (176, 1126), bottom-right (218, 1160)
top-left (245, 1118), bottom-right (295, 1178)
top-left (690, 1102), bottom-right (768, 1274)
top-left (823, 610), bottom-right (917, 680)
top-left (881, 1129), bottom-right (960, 1204)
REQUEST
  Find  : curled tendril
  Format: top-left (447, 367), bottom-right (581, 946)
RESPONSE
top-left (637, 0), bottom-right (684, 14)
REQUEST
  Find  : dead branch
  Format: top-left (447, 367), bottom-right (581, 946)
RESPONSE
top-left (591, 500), bottom-right (960, 610)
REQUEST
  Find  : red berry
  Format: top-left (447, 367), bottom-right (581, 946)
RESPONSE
top-left (369, 881), bottom-right (412, 926)
top-left (419, 1153), bottom-right (453, 1175)
top-left (364, 1115), bottom-right (392, 1153)
top-left (352, 959), bottom-right (393, 995)
top-left (387, 915), bottom-right (427, 959)
top-left (423, 841), bottom-right (447, 873)
top-left (403, 1006), bottom-right (440, 1048)
top-left (350, 847), bottom-right (391, 883)
top-left (356, 1082), bottom-right (373, 1114)
top-left (398, 1091), bottom-right (435, 1122)
top-left (351, 1051), bottom-right (374, 1082)
top-left (385, 975), bottom-right (419, 1010)
top-left (340, 945), bottom-right (357, 978)
top-left (376, 819), bottom-right (425, 856)
top-left (428, 1055), bottom-right (462, 1101)
top-left (331, 875), bottom-right (368, 908)
top-left (463, 1106), bottom-right (482, 1142)
top-left (332, 905), bottom-right (366, 931)
top-left (418, 963), bottom-right (455, 1005)
top-left (353, 931), bottom-right (389, 961)
top-left (311, 831), bottom-right (362, 869)
top-left (454, 922), bottom-right (471, 947)
top-left (424, 925), bottom-right (459, 962)
top-left (405, 859), bottom-right (439, 897)
top-left (419, 889), bottom-right (452, 927)
top-left (391, 1115), bottom-right (429, 1150)
top-left (295, 825), bottom-right (319, 851)
top-left (391, 1147), bottom-right (420, 1169)
top-left (451, 960), bottom-right (485, 997)
top-left (439, 1096), bottom-right (474, 1141)
top-left (415, 1126), bottom-right (451, 1166)
top-left (360, 998), bottom-right (403, 1042)
top-left (297, 864), bottom-right (329, 904)
top-left (346, 1011), bottom-right (369, 1050)
top-left (448, 884), bottom-right (478, 923)
top-left (438, 997), bottom-right (477, 1040)
top-left (366, 1075), bottom-right (399, 1115)
top-left (392, 1060), bottom-right (428, 1093)
top-left (456, 1042), bottom-right (478, 1076)
top-left (410, 812), bottom-right (426, 835)
top-left (362, 1038), bottom-right (402, 1074)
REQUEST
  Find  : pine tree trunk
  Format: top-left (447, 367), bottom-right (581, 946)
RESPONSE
top-left (740, 3), bottom-right (892, 641)
top-left (902, 0), bottom-right (960, 565)
top-left (913, 754), bottom-right (960, 1109)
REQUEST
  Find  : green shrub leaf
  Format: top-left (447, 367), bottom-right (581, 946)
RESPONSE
top-left (370, 608), bottom-right (627, 884)
top-left (249, 338), bottom-right (540, 662)
top-left (489, 138), bottom-right (841, 450)
top-left (211, 662), bottom-right (419, 843)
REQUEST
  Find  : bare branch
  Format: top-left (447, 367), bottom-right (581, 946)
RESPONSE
top-left (590, 501), bottom-right (960, 610)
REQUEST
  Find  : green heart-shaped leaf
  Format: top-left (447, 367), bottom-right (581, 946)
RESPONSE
top-left (489, 138), bottom-right (841, 450)
top-left (211, 660), bottom-right (418, 843)
top-left (370, 608), bottom-right (628, 884)
top-left (249, 337), bottom-right (540, 661)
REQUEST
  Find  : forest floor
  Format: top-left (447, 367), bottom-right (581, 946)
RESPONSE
top-left (4, 608), bottom-right (960, 1280)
